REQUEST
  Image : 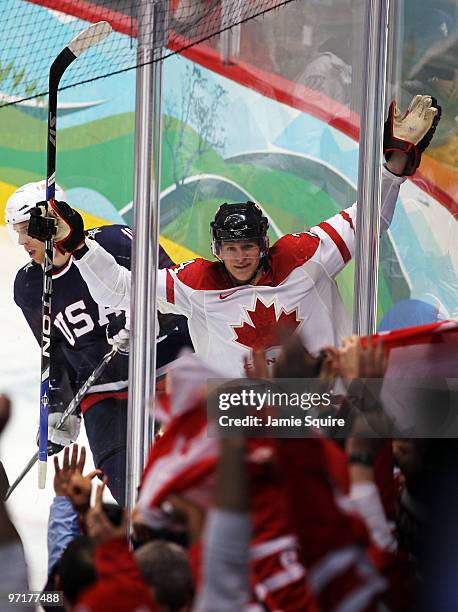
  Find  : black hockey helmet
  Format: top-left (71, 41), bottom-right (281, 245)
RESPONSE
top-left (210, 201), bottom-right (269, 259)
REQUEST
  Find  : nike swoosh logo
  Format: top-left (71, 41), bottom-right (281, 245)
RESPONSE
top-left (219, 289), bottom-right (242, 299)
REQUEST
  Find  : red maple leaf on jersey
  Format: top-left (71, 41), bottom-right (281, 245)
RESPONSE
top-left (232, 297), bottom-right (301, 351)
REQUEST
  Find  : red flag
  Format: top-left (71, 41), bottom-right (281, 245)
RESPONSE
top-left (365, 319), bottom-right (458, 377)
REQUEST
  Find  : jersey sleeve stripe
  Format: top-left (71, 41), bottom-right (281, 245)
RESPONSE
top-left (318, 221), bottom-right (352, 264)
top-left (339, 210), bottom-right (355, 232)
top-left (81, 390), bottom-right (128, 414)
top-left (166, 270), bottom-right (175, 304)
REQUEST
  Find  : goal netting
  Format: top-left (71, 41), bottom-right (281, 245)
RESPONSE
top-left (1, 0), bottom-right (297, 108)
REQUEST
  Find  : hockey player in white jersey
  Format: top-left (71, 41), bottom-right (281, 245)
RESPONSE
top-left (27, 95), bottom-right (441, 376)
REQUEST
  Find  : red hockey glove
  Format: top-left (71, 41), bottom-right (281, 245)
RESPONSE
top-left (383, 95), bottom-right (441, 176)
top-left (51, 200), bottom-right (86, 254)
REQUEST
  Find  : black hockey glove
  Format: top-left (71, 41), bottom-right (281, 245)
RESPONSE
top-left (46, 441), bottom-right (65, 457)
top-left (28, 200), bottom-right (86, 255)
top-left (383, 95), bottom-right (441, 176)
top-left (28, 206), bottom-right (57, 241)
top-left (158, 312), bottom-right (182, 336)
top-left (34, 437), bottom-right (67, 457)
top-left (36, 425), bottom-right (62, 455)
top-left (106, 312), bottom-right (130, 354)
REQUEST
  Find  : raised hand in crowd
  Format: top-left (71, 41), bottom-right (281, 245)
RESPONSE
top-left (339, 335), bottom-right (387, 381)
top-left (84, 478), bottom-right (127, 544)
top-left (194, 429), bottom-right (250, 611)
top-left (318, 346), bottom-right (340, 381)
top-left (319, 335), bottom-right (387, 385)
top-left (273, 333), bottom-right (326, 379)
top-left (342, 337), bottom-right (392, 462)
top-left (53, 444), bottom-right (101, 515)
top-left (215, 437), bottom-right (248, 513)
top-left (66, 471), bottom-right (95, 516)
top-left (164, 493), bottom-right (205, 546)
top-left (244, 330), bottom-right (328, 380)
top-left (47, 443), bottom-right (102, 580)
top-left (54, 444), bottom-right (99, 496)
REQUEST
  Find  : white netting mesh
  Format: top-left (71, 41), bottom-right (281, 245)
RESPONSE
top-left (0, 0), bottom-right (297, 108)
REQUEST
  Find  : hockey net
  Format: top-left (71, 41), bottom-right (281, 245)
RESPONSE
top-left (0, 0), bottom-right (297, 108)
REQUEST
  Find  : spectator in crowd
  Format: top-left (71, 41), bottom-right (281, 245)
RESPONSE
top-left (5, 319), bottom-right (457, 611)
top-left (44, 445), bottom-right (159, 612)
top-left (296, 36), bottom-right (353, 107)
top-left (77, 479), bottom-right (158, 611)
top-left (135, 541), bottom-right (194, 612)
top-left (48, 445), bottom-right (99, 577)
top-left (55, 536), bottom-right (96, 611)
top-left (0, 395), bottom-right (29, 612)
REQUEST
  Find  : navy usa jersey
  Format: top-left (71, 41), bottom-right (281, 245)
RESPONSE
top-left (14, 224), bottom-right (184, 412)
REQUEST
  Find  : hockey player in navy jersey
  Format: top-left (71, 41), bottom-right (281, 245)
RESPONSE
top-left (26, 95), bottom-right (440, 378)
top-left (6, 181), bottom-right (191, 503)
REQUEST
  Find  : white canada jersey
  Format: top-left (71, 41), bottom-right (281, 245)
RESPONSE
top-left (160, 251), bottom-right (351, 377)
top-left (74, 168), bottom-right (404, 377)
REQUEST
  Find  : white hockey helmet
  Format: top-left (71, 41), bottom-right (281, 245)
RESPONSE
top-left (5, 180), bottom-right (66, 225)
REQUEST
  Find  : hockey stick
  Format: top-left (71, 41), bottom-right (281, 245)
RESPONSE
top-left (6, 345), bottom-right (119, 501)
top-left (38, 21), bottom-right (112, 489)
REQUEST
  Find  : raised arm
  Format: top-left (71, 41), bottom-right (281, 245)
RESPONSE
top-left (71, 240), bottom-right (194, 319)
top-left (27, 202), bottom-right (193, 319)
top-left (73, 238), bottom-right (131, 312)
top-left (194, 437), bottom-right (251, 612)
top-left (303, 95), bottom-right (441, 278)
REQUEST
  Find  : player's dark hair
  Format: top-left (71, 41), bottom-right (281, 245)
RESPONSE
top-left (56, 536), bottom-right (96, 605)
top-left (135, 540), bottom-right (194, 611)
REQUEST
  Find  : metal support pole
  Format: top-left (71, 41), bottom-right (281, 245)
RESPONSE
top-left (352, 0), bottom-right (390, 336)
top-left (386, 0), bottom-right (404, 105)
top-left (147, 41), bottom-right (164, 453)
top-left (126, 0), bottom-right (166, 513)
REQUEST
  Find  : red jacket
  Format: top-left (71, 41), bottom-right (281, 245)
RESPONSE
top-left (75, 537), bottom-right (158, 612)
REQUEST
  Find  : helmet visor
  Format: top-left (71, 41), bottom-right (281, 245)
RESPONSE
top-left (217, 239), bottom-right (262, 261)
